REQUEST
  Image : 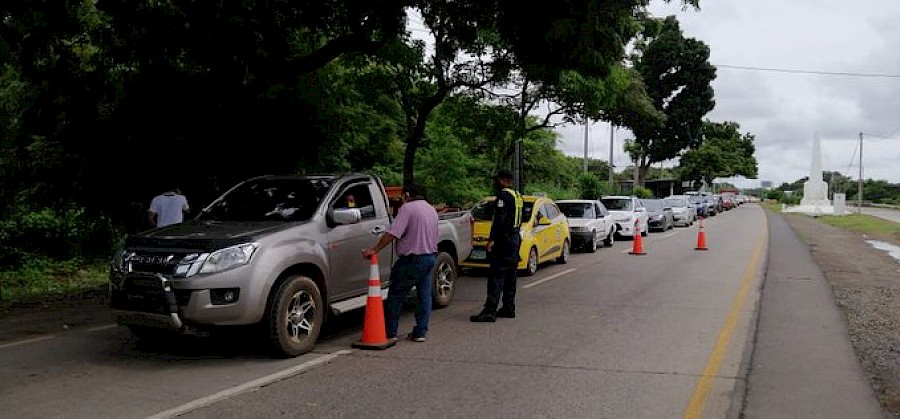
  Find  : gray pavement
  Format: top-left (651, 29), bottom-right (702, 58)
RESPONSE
top-left (742, 211), bottom-right (886, 418)
top-left (862, 207), bottom-right (900, 224)
top-left (0, 205), bottom-right (888, 418)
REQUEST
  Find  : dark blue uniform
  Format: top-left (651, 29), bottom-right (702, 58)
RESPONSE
top-left (483, 188), bottom-right (522, 316)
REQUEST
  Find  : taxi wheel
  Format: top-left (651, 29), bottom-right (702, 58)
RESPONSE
top-left (522, 247), bottom-right (538, 277)
top-left (556, 240), bottom-right (570, 264)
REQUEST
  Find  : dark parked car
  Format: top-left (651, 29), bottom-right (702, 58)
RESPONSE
top-left (642, 199), bottom-right (674, 232)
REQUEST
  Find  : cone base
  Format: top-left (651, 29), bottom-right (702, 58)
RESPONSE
top-left (352, 338), bottom-right (397, 350)
top-left (694, 247), bottom-right (708, 251)
top-left (628, 252), bottom-right (647, 255)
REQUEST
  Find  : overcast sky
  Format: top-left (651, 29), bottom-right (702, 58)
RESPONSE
top-left (556, 0), bottom-right (900, 186)
top-left (409, 1), bottom-right (900, 187)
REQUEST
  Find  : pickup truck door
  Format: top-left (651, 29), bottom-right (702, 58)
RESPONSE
top-left (327, 182), bottom-right (392, 299)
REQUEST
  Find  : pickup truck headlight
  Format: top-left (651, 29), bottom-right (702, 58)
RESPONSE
top-left (570, 226), bottom-right (589, 233)
top-left (615, 215), bottom-right (632, 222)
top-left (198, 243), bottom-right (259, 275)
top-left (110, 248), bottom-right (127, 271)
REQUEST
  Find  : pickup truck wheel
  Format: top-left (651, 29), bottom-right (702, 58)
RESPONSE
top-left (522, 247), bottom-right (539, 277)
top-left (556, 240), bottom-right (570, 264)
top-left (432, 252), bottom-right (456, 309)
top-left (265, 275), bottom-right (323, 357)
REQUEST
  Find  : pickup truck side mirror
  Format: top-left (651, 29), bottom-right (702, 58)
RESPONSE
top-left (331, 208), bottom-right (362, 225)
top-left (635, 207), bottom-right (646, 213)
top-left (538, 216), bottom-right (553, 226)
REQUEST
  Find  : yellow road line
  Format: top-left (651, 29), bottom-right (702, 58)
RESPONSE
top-left (684, 215), bottom-right (768, 419)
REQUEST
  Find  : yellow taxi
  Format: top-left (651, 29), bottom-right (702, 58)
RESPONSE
top-left (461, 195), bottom-right (571, 276)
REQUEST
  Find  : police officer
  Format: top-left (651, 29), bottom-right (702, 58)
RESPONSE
top-left (471, 170), bottom-right (523, 322)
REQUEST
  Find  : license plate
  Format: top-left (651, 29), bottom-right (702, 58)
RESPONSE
top-left (470, 249), bottom-right (487, 260)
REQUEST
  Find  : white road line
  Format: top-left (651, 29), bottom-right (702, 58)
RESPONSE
top-left (523, 268), bottom-right (576, 289)
top-left (146, 349), bottom-right (353, 419)
top-left (0, 335), bottom-right (56, 350)
top-left (87, 324), bottom-right (119, 332)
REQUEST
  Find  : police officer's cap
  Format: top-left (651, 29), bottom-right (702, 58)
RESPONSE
top-left (495, 170), bottom-right (514, 180)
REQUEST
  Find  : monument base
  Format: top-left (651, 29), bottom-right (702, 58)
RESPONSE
top-left (783, 202), bottom-right (848, 216)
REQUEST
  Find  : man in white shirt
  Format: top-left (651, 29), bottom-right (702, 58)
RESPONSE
top-left (149, 187), bottom-right (190, 228)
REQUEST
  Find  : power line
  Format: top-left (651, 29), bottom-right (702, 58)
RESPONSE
top-left (715, 64), bottom-right (900, 79)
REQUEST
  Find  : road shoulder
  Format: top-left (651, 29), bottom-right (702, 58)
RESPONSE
top-left (742, 210), bottom-right (886, 418)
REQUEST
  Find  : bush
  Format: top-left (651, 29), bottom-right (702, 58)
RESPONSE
top-left (633, 186), bottom-right (654, 199)
top-left (0, 205), bottom-right (121, 269)
top-left (577, 174), bottom-right (615, 200)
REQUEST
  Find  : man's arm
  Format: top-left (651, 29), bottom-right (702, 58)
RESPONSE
top-left (362, 232), bottom-right (397, 259)
top-left (488, 192), bottom-right (515, 250)
top-left (182, 196), bottom-right (190, 215)
top-left (148, 197), bottom-right (160, 227)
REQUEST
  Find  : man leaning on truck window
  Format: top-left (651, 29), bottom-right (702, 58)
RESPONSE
top-left (362, 183), bottom-right (438, 343)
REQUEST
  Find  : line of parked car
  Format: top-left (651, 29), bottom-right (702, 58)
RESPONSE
top-left (460, 191), bottom-right (753, 277)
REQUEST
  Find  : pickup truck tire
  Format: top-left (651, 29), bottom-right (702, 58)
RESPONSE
top-left (265, 275), bottom-right (323, 357)
top-left (432, 252), bottom-right (456, 309)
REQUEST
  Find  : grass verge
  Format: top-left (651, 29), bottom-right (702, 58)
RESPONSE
top-left (0, 258), bottom-right (108, 307)
top-left (815, 213), bottom-right (900, 238)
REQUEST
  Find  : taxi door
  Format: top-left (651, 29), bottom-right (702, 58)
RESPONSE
top-left (533, 203), bottom-right (555, 261)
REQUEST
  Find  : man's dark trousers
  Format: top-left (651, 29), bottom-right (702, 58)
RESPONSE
top-left (484, 234), bottom-right (521, 313)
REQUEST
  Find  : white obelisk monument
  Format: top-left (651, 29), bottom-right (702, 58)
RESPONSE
top-left (785, 135), bottom-right (844, 215)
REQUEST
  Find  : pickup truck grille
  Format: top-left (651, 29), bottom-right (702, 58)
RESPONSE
top-left (111, 274), bottom-right (193, 314)
top-left (125, 251), bottom-right (193, 276)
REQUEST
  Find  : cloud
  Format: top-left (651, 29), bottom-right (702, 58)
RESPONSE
top-left (554, 0), bottom-right (900, 184)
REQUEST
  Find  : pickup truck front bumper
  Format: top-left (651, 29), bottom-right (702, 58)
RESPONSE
top-left (109, 266), bottom-right (261, 332)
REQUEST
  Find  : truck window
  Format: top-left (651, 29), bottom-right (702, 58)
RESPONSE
top-left (198, 178), bottom-right (334, 222)
top-left (334, 183), bottom-right (376, 220)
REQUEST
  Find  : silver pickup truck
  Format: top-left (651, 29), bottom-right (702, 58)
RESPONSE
top-left (109, 173), bottom-right (473, 357)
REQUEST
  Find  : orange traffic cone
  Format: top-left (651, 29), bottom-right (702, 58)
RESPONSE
top-left (695, 218), bottom-right (708, 251)
top-left (352, 254), bottom-right (397, 350)
top-left (629, 221), bottom-right (646, 255)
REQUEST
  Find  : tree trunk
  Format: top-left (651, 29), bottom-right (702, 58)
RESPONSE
top-left (402, 89), bottom-right (449, 188)
top-left (636, 159), bottom-right (651, 188)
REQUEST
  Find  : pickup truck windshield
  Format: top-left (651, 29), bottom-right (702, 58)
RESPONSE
top-left (557, 203), bottom-right (595, 219)
top-left (199, 178), bottom-right (334, 222)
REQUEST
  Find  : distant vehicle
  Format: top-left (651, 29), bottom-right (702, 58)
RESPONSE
top-left (665, 196), bottom-right (697, 227)
top-left (556, 199), bottom-right (617, 252)
top-left (600, 195), bottom-right (649, 238)
top-left (642, 198), bottom-right (675, 232)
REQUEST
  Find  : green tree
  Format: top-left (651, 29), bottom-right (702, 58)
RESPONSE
top-left (679, 121), bottom-right (758, 187)
top-left (624, 16), bottom-right (716, 186)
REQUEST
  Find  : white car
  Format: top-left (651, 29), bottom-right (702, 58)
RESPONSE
top-left (600, 195), bottom-right (649, 238)
top-left (555, 199), bottom-right (617, 252)
top-left (664, 196), bottom-right (697, 227)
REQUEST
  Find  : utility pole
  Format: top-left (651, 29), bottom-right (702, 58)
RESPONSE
top-left (583, 118), bottom-right (589, 173)
top-left (609, 124), bottom-right (615, 189)
top-left (858, 132), bottom-right (863, 213)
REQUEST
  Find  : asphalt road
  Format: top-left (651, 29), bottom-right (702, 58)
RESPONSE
top-left (862, 206), bottom-right (900, 224)
top-left (0, 206), bottom-right (767, 419)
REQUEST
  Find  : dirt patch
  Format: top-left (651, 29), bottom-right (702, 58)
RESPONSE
top-left (781, 212), bottom-right (900, 416)
top-left (0, 286), bottom-right (113, 343)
